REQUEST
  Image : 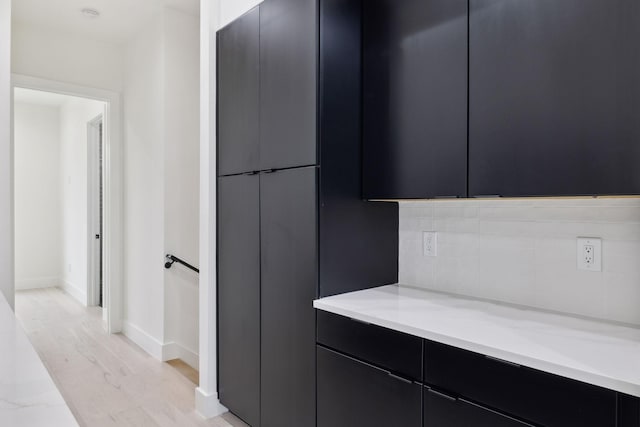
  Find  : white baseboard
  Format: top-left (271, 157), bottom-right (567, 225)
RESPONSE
top-left (122, 320), bottom-right (164, 360)
top-left (59, 281), bottom-right (87, 305)
top-left (15, 276), bottom-right (60, 290)
top-left (195, 387), bottom-right (227, 419)
top-left (162, 342), bottom-right (199, 370)
top-left (121, 321), bottom-right (199, 370)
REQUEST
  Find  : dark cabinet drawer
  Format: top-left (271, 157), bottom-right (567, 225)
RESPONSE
top-left (424, 386), bottom-right (533, 427)
top-left (317, 346), bottom-right (422, 427)
top-left (317, 311), bottom-right (422, 381)
top-left (424, 341), bottom-right (616, 427)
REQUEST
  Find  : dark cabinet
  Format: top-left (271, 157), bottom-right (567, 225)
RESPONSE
top-left (259, 0), bottom-right (318, 171)
top-left (317, 346), bottom-right (422, 427)
top-left (217, 174), bottom-right (261, 426)
top-left (317, 311), bottom-right (423, 381)
top-left (217, 7), bottom-right (260, 176)
top-left (424, 341), bottom-right (617, 427)
top-left (260, 167), bottom-right (318, 427)
top-left (424, 387), bottom-right (532, 427)
top-left (218, 1), bottom-right (399, 426)
top-left (469, 0), bottom-right (640, 197)
top-left (362, 0), bottom-right (468, 199)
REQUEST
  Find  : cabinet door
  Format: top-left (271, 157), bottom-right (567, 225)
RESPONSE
top-left (363, 0), bottom-right (468, 199)
top-left (259, 0), bottom-right (317, 170)
top-left (424, 388), bottom-right (533, 427)
top-left (260, 167), bottom-right (317, 427)
top-left (217, 174), bottom-right (260, 426)
top-left (217, 7), bottom-right (260, 176)
top-left (317, 346), bottom-right (422, 427)
top-left (469, 0), bottom-right (640, 197)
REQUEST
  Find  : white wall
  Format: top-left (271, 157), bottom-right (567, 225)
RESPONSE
top-left (0, 0), bottom-right (12, 308)
top-left (123, 12), bottom-right (166, 348)
top-left (123, 6), bottom-right (200, 367)
top-left (59, 98), bottom-right (105, 303)
top-left (219, 0), bottom-right (262, 28)
top-left (164, 8), bottom-right (201, 366)
top-left (14, 103), bottom-right (61, 290)
top-left (11, 22), bottom-right (124, 92)
top-left (399, 198), bottom-right (640, 325)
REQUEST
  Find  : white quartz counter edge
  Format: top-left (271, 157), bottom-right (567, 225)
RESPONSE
top-left (313, 284), bottom-right (640, 398)
top-left (0, 294), bottom-right (79, 426)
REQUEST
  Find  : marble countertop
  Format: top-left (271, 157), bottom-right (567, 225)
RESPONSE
top-left (0, 294), bottom-right (78, 426)
top-left (314, 284), bottom-right (640, 397)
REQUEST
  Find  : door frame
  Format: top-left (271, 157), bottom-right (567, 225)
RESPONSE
top-left (87, 114), bottom-right (103, 310)
top-left (11, 74), bottom-right (124, 333)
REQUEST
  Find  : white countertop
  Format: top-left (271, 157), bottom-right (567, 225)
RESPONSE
top-left (0, 294), bottom-right (78, 426)
top-left (314, 284), bottom-right (640, 397)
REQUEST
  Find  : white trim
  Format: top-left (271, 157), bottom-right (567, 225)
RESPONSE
top-left (162, 342), bottom-right (199, 370)
top-left (15, 276), bottom-right (61, 290)
top-left (122, 321), bottom-right (164, 361)
top-left (122, 320), bottom-right (200, 369)
top-left (195, 388), bottom-right (227, 419)
top-left (59, 281), bottom-right (87, 305)
top-left (87, 114), bottom-right (103, 308)
top-left (198, 0), bottom-right (221, 417)
top-left (11, 74), bottom-right (124, 334)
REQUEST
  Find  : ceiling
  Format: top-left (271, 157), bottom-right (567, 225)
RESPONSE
top-left (12, 0), bottom-right (200, 44)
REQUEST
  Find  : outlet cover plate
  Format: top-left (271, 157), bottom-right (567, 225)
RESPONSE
top-left (423, 232), bottom-right (438, 257)
top-left (577, 237), bottom-right (602, 272)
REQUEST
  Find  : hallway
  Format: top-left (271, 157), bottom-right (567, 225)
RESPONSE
top-left (15, 288), bottom-right (246, 427)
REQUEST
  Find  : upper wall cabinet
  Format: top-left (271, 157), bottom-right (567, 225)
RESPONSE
top-left (363, 0), bottom-right (468, 199)
top-left (469, 0), bottom-right (640, 197)
top-left (217, 7), bottom-right (260, 176)
top-left (259, 0), bottom-right (318, 171)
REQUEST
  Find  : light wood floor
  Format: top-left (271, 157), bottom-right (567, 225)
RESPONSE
top-left (15, 288), bottom-right (248, 427)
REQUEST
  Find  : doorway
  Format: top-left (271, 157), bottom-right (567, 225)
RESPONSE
top-left (11, 74), bottom-right (123, 333)
top-left (88, 115), bottom-right (104, 309)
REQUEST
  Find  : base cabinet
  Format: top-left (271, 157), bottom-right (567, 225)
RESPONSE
top-left (317, 346), bottom-right (422, 427)
top-left (424, 388), bottom-right (532, 427)
top-left (316, 311), bottom-right (639, 427)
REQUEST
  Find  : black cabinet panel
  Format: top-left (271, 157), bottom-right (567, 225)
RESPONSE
top-left (618, 394), bottom-right (640, 427)
top-left (260, 167), bottom-right (317, 427)
top-left (217, 7), bottom-right (260, 176)
top-left (319, 0), bottom-right (398, 296)
top-left (259, 0), bottom-right (318, 170)
top-left (424, 341), bottom-right (617, 427)
top-left (424, 387), bottom-right (532, 427)
top-left (217, 175), bottom-right (260, 427)
top-left (317, 346), bottom-right (422, 427)
top-left (317, 311), bottom-right (422, 381)
top-left (363, 0), bottom-right (468, 199)
top-left (469, 0), bottom-right (640, 197)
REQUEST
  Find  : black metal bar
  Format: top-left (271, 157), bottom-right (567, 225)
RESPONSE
top-left (165, 254), bottom-right (199, 273)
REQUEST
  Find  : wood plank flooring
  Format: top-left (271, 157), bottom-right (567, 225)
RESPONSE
top-left (15, 288), bottom-right (248, 427)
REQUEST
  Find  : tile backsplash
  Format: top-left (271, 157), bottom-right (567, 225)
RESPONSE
top-left (399, 198), bottom-right (640, 325)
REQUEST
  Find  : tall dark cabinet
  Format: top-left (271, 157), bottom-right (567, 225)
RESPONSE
top-left (217, 8), bottom-right (260, 176)
top-left (216, 1), bottom-right (399, 426)
top-left (217, 174), bottom-right (260, 427)
top-left (468, 0), bottom-right (640, 197)
top-left (259, 0), bottom-right (318, 171)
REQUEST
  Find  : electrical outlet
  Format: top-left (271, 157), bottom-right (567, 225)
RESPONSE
top-left (423, 232), bottom-right (438, 257)
top-left (577, 237), bottom-right (602, 272)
